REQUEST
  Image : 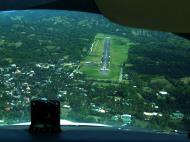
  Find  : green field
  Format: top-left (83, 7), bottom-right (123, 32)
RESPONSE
top-left (80, 33), bottom-right (133, 81)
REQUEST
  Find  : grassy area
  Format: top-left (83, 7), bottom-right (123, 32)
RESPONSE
top-left (80, 33), bottom-right (133, 81)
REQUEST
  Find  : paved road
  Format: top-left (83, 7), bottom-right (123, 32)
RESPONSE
top-left (100, 37), bottom-right (111, 73)
top-left (119, 67), bottom-right (123, 82)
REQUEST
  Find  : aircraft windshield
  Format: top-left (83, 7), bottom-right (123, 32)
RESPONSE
top-left (0, 10), bottom-right (189, 133)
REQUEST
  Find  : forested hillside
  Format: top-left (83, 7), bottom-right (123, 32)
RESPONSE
top-left (0, 10), bottom-right (189, 132)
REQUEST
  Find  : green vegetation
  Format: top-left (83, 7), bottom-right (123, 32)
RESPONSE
top-left (0, 10), bottom-right (189, 132)
top-left (80, 33), bottom-right (132, 81)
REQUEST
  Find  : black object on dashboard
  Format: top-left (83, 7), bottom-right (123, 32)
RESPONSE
top-left (29, 99), bottom-right (61, 133)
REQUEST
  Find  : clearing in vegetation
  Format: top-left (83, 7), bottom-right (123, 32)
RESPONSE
top-left (80, 33), bottom-right (133, 81)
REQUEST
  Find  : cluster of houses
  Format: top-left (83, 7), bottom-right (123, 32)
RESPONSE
top-left (0, 60), bottom-right (186, 128)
